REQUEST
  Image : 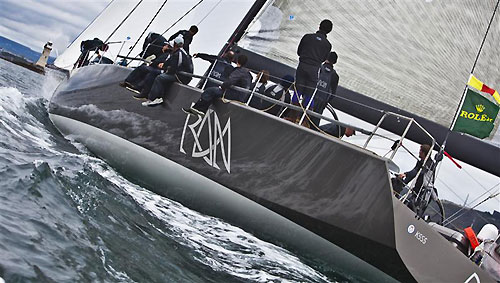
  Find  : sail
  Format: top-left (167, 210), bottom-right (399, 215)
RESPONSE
top-left (238, 0), bottom-right (500, 133)
top-left (54, 0), bottom-right (255, 70)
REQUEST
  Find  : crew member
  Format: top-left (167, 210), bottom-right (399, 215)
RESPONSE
top-left (120, 43), bottom-right (172, 92)
top-left (295, 20), bottom-right (332, 101)
top-left (310, 51), bottom-right (339, 128)
top-left (393, 144), bottom-right (435, 201)
top-left (182, 55), bottom-right (252, 116)
top-left (141, 37), bottom-right (193, 106)
top-left (75, 38), bottom-right (108, 68)
top-left (261, 75), bottom-right (294, 116)
top-left (193, 51), bottom-right (235, 89)
top-left (319, 123), bottom-right (355, 139)
top-left (246, 70), bottom-right (270, 107)
top-left (141, 32), bottom-right (168, 59)
top-left (168, 25), bottom-right (198, 54)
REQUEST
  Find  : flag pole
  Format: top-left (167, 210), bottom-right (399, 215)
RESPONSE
top-left (436, 0), bottom-right (499, 162)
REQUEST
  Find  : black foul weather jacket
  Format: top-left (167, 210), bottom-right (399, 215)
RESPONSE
top-left (297, 31), bottom-right (331, 67)
top-left (169, 30), bottom-right (194, 54)
top-left (221, 67), bottom-right (252, 101)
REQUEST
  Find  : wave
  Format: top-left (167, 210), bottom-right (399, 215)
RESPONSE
top-left (0, 66), bottom-right (340, 282)
top-left (93, 162), bottom-right (333, 282)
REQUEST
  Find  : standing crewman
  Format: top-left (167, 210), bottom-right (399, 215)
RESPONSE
top-left (168, 25), bottom-right (198, 54)
top-left (295, 20), bottom-right (332, 103)
top-left (310, 51), bottom-right (339, 129)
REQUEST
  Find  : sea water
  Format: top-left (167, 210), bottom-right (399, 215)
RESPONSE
top-left (0, 59), bottom-right (364, 282)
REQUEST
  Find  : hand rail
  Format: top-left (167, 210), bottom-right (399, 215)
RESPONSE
top-left (180, 71), bottom-right (438, 190)
top-left (179, 71), bottom-right (373, 136)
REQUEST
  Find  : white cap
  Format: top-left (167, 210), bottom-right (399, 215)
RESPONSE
top-left (174, 36), bottom-right (184, 45)
top-left (477, 224), bottom-right (499, 242)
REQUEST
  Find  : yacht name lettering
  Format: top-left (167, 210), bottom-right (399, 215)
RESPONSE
top-left (212, 71), bottom-right (222, 79)
top-left (318, 80), bottom-right (327, 89)
top-left (414, 230), bottom-right (427, 245)
top-left (459, 111), bottom-right (493, 122)
top-left (464, 272), bottom-right (480, 283)
top-left (180, 109), bottom-right (231, 174)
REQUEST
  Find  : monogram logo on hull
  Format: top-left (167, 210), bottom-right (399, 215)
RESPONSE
top-left (180, 109), bottom-right (231, 173)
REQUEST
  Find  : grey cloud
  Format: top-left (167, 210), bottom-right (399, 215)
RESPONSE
top-left (0, 0), bottom-right (110, 53)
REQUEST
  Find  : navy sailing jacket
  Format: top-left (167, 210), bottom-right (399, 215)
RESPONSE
top-left (316, 62), bottom-right (339, 103)
top-left (221, 67), bottom-right (252, 101)
top-left (195, 54), bottom-right (234, 89)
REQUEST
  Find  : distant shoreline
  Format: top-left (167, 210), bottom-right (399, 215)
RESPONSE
top-left (0, 50), bottom-right (45, 74)
top-left (0, 50), bottom-right (69, 77)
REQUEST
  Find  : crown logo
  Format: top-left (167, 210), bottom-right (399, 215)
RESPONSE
top-left (475, 104), bottom-right (485, 113)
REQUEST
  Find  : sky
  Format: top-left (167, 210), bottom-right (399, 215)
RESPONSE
top-left (0, 0), bottom-right (111, 56)
top-left (0, 0), bottom-right (498, 213)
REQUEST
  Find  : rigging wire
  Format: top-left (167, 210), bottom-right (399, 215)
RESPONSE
top-left (196, 0), bottom-right (223, 26)
top-left (435, 178), bottom-right (467, 204)
top-left (443, 182), bottom-right (500, 227)
top-left (125, 0), bottom-right (170, 58)
top-left (124, 0), bottom-right (204, 64)
top-left (438, 0), bottom-right (499, 156)
top-left (104, 0), bottom-right (144, 43)
top-left (68, 0), bottom-right (116, 48)
top-left (159, 0), bottom-right (204, 38)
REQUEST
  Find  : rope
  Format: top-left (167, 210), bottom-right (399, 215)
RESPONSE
top-left (243, 65), bottom-right (385, 115)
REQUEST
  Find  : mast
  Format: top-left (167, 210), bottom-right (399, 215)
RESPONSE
top-left (218, 0), bottom-right (268, 56)
top-left (197, 0), bottom-right (268, 88)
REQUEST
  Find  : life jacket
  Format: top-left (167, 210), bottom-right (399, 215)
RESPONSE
top-left (205, 60), bottom-right (234, 89)
top-left (260, 84), bottom-right (287, 110)
top-left (244, 82), bottom-right (268, 107)
top-left (316, 62), bottom-right (333, 103)
top-left (464, 227), bottom-right (480, 250)
top-left (176, 49), bottom-right (193, 84)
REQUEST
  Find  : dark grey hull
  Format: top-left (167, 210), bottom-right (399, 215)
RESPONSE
top-left (49, 65), bottom-right (493, 282)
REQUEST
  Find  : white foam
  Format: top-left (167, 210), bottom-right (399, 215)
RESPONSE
top-left (0, 86), bottom-right (58, 154)
top-left (89, 162), bottom-right (331, 282)
top-left (41, 69), bottom-right (67, 101)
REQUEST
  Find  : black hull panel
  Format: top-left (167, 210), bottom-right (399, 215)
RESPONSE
top-left (49, 65), bottom-right (493, 282)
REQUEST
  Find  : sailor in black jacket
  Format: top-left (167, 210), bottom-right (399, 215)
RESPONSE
top-left (121, 43), bottom-right (172, 91)
top-left (183, 55), bottom-right (252, 115)
top-left (398, 144), bottom-right (435, 196)
top-left (141, 37), bottom-right (194, 106)
top-left (75, 38), bottom-right (108, 68)
top-left (168, 25), bottom-right (198, 54)
top-left (295, 20), bottom-right (332, 101)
